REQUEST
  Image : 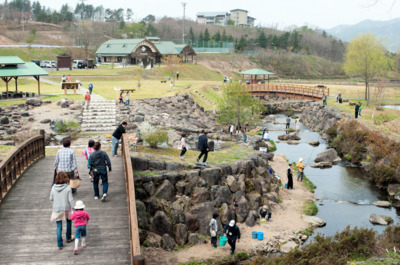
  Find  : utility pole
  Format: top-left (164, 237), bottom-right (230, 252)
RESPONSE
top-left (182, 2), bottom-right (186, 44)
top-left (80, 0), bottom-right (86, 28)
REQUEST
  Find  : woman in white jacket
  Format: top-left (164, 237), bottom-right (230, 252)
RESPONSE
top-left (179, 133), bottom-right (187, 159)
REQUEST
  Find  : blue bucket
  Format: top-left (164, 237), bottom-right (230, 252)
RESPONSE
top-left (252, 231), bottom-right (257, 239)
top-left (219, 235), bottom-right (228, 246)
top-left (285, 183), bottom-right (288, 189)
top-left (257, 232), bottom-right (264, 241)
top-left (268, 169), bottom-right (273, 174)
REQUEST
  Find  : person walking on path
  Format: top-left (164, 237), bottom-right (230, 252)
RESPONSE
top-left (176, 71), bottom-right (179, 80)
top-left (287, 163), bottom-right (293, 189)
top-left (322, 93), bottom-right (327, 106)
top-left (223, 220), bottom-right (241, 255)
top-left (89, 142), bottom-right (112, 201)
top-left (88, 83), bottom-right (93, 94)
top-left (355, 102), bottom-right (360, 119)
top-left (54, 139), bottom-right (78, 192)
top-left (242, 124), bottom-right (248, 143)
top-left (70, 200), bottom-right (90, 255)
top-left (209, 213), bottom-right (219, 249)
top-left (227, 203), bottom-right (238, 225)
top-left (286, 117), bottom-right (291, 129)
top-left (179, 133), bottom-right (188, 159)
top-left (229, 124), bottom-right (234, 137)
top-left (359, 102), bottom-right (363, 117)
top-left (82, 140), bottom-right (95, 182)
top-left (296, 158), bottom-right (306, 182)
top-left (67, 74), bottom-right (71, 83)
top-left (61, 75), bottom-right (66, 83)
top-left (197, 131), bottom-right (209, 165)
top-left (111, 121), bottom-right (127, 157)
top-left (84, 91), bottom-right (91, 110)
top-left (50, 171), bottom-right (75, 250)
top-left (124, 91), bottom-right (130, 106)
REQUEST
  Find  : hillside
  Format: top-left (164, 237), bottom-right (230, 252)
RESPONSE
top-left (326, 17), bottom-right (400, 52)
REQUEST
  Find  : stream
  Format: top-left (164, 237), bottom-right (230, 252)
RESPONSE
top-left (264, 114), bottom-right (400, 240)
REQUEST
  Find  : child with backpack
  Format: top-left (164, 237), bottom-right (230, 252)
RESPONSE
top-left (70, 200), bottom-right (90, 255)
top-left (82, 140), bottom-right (95, 182)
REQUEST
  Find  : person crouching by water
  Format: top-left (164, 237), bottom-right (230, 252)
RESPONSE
top-left (259, 205), bottom-right (272, 222)
top-left (50, 172), bottom-right (75, 250)
top-left (296, 158), bottom-right (306, 182)
top-left (223, 220), bottom-right (241, 255)
top-left (89, 142), bottom-right (112, 202)
top-left (70, 200), bottom-right (90, 255)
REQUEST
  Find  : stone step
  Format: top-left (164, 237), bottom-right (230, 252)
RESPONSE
top-left (81, 127), bottom-right (115, 132)
top-left (81, 119), bottom-right (116, 124)
top-left (88, 100), bottom-right (115, 103)
top-left (82, 116), bottom-right (116, 121)
top-left (81, 122), bottom-right (116, 127)
top-left (83, 111), bottom-right (116, 115)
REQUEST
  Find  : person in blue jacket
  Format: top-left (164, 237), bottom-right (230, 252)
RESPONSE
top-left (223, 220), bottom-right (241, 255)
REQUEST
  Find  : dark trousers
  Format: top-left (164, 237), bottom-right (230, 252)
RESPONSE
top-left (287, 175), bottom-right (293, 189)
top-left (286, 123), bottom-right (290, 129)
top-left (228, 238), bottom-right (236, 254)
top-left (211, 236), bottom-right (217, 247)
top-left (355, 110), bottom-right (359, 119)
top-left (180, 147), bottom-right (187, 157)
top-left (198, 150), bottom-right (208, 162)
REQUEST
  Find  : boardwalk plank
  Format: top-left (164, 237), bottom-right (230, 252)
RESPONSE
top-left (0, 156), bottom-right (131, 264)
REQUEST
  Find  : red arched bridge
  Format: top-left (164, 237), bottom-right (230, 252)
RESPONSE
top-left (246, 83), bottom-right (329, 101)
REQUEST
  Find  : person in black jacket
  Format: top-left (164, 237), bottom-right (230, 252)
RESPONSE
top-left (89, 142), bottom-right (112, 202)
top-left (111, 122), bottom-right (127, 157)
top-left (287, 163), bottom-right (293, 189)
top-left (197, 131), bottom-right (209, 165)
top-left (223, 220), bottom-right (241, 255)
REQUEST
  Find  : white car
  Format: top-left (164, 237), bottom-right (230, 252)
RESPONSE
top-left (73, 60), bottom-right (84, 69)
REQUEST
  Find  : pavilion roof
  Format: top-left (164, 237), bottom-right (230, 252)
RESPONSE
top-left (0, 62), bottom-right (49, 77)
top-left (238, 68), bottom-right (275, 75)
top-left (0, 56), bottom-right (25, 65)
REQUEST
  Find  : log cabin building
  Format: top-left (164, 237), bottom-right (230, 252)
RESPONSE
top-left (96, 37), bottom-right (197, 67)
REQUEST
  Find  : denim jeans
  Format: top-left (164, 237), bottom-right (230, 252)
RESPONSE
top-left (93, 168), bottom-right (108, 197)
top-left (75, 225), bottom-right (87, 239)
top-left (297, 171), bottom-right (304, 181)
top-left (56, 219), bottom-right (72, 247)
top-left (111, 136), bottom-right (119, 156)
top-left (243, 133), bottom-right (247, 143)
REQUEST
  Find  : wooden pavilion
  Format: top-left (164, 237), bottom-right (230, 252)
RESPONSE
top-left (238, 68), bottom-right (276, 87)
top-left (0, 56), bottom-right (49, 99)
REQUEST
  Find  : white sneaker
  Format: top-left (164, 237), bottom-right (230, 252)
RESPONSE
top-left (203, 162), bottom-right (207, 166)
top-left (94, 196), bottom-right (99, 200)
top-left (101, 194), bottom-right (107, 202)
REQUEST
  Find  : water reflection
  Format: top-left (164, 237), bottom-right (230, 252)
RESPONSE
top-left (262, 114), bottom-right (399, 239)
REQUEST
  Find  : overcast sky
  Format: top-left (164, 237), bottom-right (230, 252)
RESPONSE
top-left (38, 0), bottom-right (400, 29)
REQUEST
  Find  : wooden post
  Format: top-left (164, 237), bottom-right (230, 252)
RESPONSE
top-left (14, 76), bottom-right (18, 92)
top-left (33, 76), bottom-right (41, 96)
top-left (40, 130), bottom-right (46, 157)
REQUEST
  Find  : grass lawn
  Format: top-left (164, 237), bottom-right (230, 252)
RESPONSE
top-left (0, 145), bottom-right (16, 160)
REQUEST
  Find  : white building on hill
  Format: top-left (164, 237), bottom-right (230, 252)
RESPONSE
top-left (196, 9), bottom-right (255, 27)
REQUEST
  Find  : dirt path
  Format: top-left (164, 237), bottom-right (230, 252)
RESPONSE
top-left (142, 155), bottom-right (315, 265)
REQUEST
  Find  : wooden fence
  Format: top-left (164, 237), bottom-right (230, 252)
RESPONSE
top-left (121, 134), bottom-right (145, 265)
top-left (247, 83), bottom-right (329, 100)
top-left (0, 130), bottom-right (45, 203)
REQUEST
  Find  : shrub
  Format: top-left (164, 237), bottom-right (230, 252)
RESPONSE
top-left (138, 122), bottom-right (168, 148)
top-left (303, 201), bottom-right (318, 216)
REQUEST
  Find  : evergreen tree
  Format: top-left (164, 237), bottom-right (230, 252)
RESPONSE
top-left (204, 28), bottom-right (210, 41)
top-left (213, 30), bottom-right (221, 41)
top-left (189, 27), bottom-right (195, 41)
top-left (236, 36), bottom-right (247, 51)
top-left (256, 30), bottom-right (267, 48)
top-left (227, 35), bottom-right (234, 42)
top-left (198, 31), bottom-right (204, 41)
top-left (290, 31), bottom-right (302, 52)
top-left (279, 32), bottom-right (290, 50)
top-left (221, 29), bottom-right (227, 41)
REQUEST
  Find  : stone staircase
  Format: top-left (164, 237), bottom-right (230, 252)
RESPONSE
top-left (81, 100), bottom-right (117, 132)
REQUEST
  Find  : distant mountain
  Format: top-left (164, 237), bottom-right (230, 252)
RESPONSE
top-left (326, 17), bottom-right (400, 52)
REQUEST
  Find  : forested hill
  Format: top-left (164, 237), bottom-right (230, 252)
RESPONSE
top-left (326, 17), bottom-right (400, 52)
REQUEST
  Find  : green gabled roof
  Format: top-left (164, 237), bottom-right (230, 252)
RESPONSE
top-left (0, 56), bottom-right (25, 65)
top-left (238, 68), bottom-right (275, 75)
top-left (0, 62), bottom-right (49, 77)
top-left (95, 39), bottom-right (145, 55)
top-left (154, 42), bottom-right (181, 55)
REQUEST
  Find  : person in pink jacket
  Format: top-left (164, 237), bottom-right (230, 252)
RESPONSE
top-left (179, 133), bottom-right (187, 159)
top-left (70, 200), bottom-right (90, 255)
top-left (82, 140), bottom-right (95, 182)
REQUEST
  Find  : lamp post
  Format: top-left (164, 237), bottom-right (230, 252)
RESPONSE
top-left (182, 2), bottom-right (186, 44)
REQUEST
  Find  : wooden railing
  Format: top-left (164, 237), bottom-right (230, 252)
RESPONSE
top-left (121, 134), bottom-right (145, 265)
top-left (0, 130), bottom-right (45, 203)
top-left (247, 83), bottom-right (329, 100)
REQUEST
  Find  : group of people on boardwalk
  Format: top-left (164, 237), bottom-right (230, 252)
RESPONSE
top-left (49, 122), bottom-right (127, 255)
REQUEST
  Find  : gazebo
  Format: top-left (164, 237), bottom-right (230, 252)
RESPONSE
top-left (238, 68), bottom-right (275, 87)
top-left (0, 56), bottom-right (49, 99)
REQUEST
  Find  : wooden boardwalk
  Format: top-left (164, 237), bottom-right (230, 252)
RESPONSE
top-left (247, 83), bottom-right (329, 100)
top-left (0, 155), bottom-right (131, 264)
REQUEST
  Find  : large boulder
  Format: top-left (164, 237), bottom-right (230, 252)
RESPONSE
top-left (188, 233), bottom-right (205, 245)
top-left (161, 234), bottom-right (175, 251)
top-left (172, 195), bottom-right (191, 212)
top-left (314, 148), bottom-right (341, 163)
top-left (226, 175), bottom-right (240, 192)
top-left (0, 117), bottom-right (9, 125)
top-left (136, 200), bottom-right (149, 229)
top-left (54, 135), bottom-right (71, 144)
top-left (369, 214), bottom-right (393, 225)
top-left (210, 185), bottom-right (231, 207)
top-left (191, 201), bottom-right (216, 234)
top-left (173, 224), bottom-right (188, 246)
top-left (303, 216), bottom-right (326, 227)
top-left (171, 209), bottom-right (186, 225)
top-left (236, 196), bottom-right (250, 223)
top-left (145, 232), bottom-right (162, 248)
top-left (131, 156), bottom-right (149, 171)
top-left (245, 210), bottom-right (258, 227)
top-left (150, 211), bottom-right (172, 236)
top-left (310, 162), bottom-right (333, 168)
top-left (280, 241), bottom-right (299, 253)
top-left (387, 184), bottom-right (400, 196)
top-left (278, 132), bottom-right (300, 141)
top-left (309, 140), bottom-right (320, 146)
top-left (185, 213), bottom-right (199, 232)
top-left (26, 98), bottom-right (41, 106)
top-left (372, 201), bottom-right (391, 208)
top-left (219, 203), bottom-right (229, 225)
top-left (149, 160), bottom-right (166, 171)
top-left (191, 187), bottom-right (210, 204)
top-left (200, 168), bottom-right (221, 186)
top-left (154, 180), bottom-right (176, 201)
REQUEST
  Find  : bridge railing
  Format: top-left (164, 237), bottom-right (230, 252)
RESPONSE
top-left (247, 83), bottom-right (329, 100)
top-left (0, 130), bottom-right (45, 203)
top-left (121, 134), bottom-right (145, 265)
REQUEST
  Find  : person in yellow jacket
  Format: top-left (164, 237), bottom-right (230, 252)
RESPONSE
top-left (296, 158), bottom-right (306, 181)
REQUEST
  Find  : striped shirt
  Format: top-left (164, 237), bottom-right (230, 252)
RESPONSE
top-left (54, 147), bottom-right (78, 172)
